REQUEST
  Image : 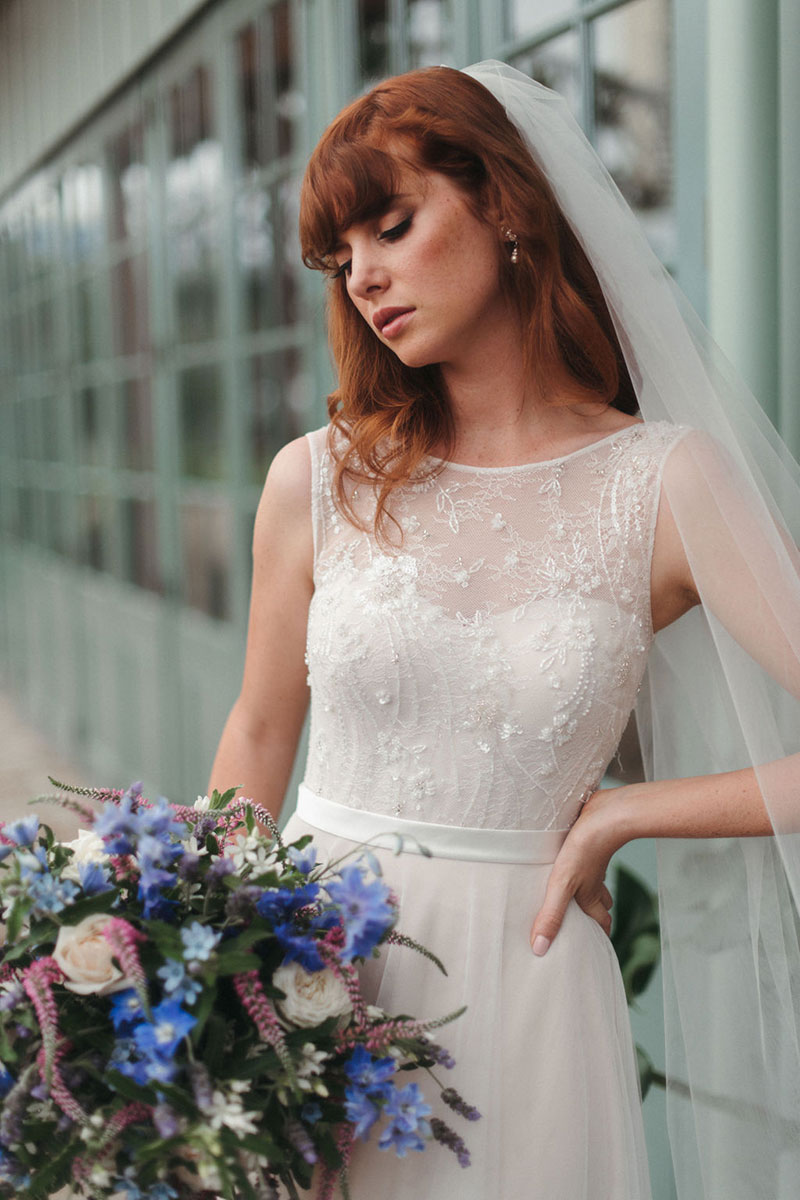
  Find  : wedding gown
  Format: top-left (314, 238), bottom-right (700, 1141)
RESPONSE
top-left (280, 419), bottom-right (688, 1199)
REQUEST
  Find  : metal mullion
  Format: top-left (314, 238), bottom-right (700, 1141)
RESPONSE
top-left (579, 13), bottom-right (596, 143)
top-left (391, 0), bottom-right (409, 74)
top-left (497, 0), bottom-right (628, 61)
top-left (215, 10), bottom-right (250, 632)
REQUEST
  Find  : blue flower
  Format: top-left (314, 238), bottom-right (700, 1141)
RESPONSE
top-left (273, 921), bottom-right (325, 972)
top-left (133, 999), bottom-right (196, 1059)
top-left (0, 845), bottom-right (13, 862)
top-left (344, 1086), bottom-right (382, 1140)
top-left (110, 989), bottom-right (146, 1032)
top-left (344, 1045), bottom-right (396, 1097)
top-left (156, 960), bottom-right (202, 1007)
top-left (136, 796), bottom-right (187, 843)
top-left (256, 882), bottom-right (319, 923)
top-left (26, 872), bottom-right (78, 915)
top-left (93, 795), bottom-right (139, 853)
top-left (78, 861), bottom-right (111, 895)
top-left (301, 1101), bottom-right (322, 1125)
top-left (180, 921), bottom-right (221, 963)
top-left (0, 1063), bottom-right (14, 1098)
top-left (378, 1121), bottom-right (429, 1156)
top-left (287, 844), bottom-right (318, 874)
top-left (324, 865), bottom-right (395, 960)
top-left (16, 845), bottom-right (48, 877)
top-left (3, 816), bottom-right (40, 846)
top-left (382, 1081), bottom-right (432, 1134)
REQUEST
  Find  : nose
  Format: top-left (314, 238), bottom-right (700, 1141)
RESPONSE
top-left (347, 246), bottom-right (389, 300)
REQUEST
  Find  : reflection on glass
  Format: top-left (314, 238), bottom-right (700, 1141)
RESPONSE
top-left (593, 0), bottom-right (674, 261)
top-left (507, 0), bottom-right (575, 41)
top-left (408, 0), bottom-right (451, 69)
top-left (236, 184), bottom-right (279, 330)
top-left (170, 213), bottom-right (221, 342)
top-left (36, 296), bottom-right (56, 370)
top-left (18, 487), bottom-right (36, 543)
top-left (179, 498), bottom-right (231, 620)
top-left (278, 176), bottom-right (301, 323)
top-left (40, 396), bottom-right (62, 462)
top-left (44, 489), bottom-right (65, 555)
top-left (77, 387), bottom-right (112, 466)
top-left (237, 2), bottom-right (300, 172)
top-left (121, 497), bottom-right (160, 592)
top-left (21, 397), bottom-right (40, 461)
top-left (27, 183), bottom-right (61, 280)
top-left (246, 348), bottom-right (306, 485)
top-left (512, 31), bottom-right (581, 119)
top-left (78, 493), bottom-right (115, 571)
top-left (62, 162), bottom-right (105, 263)
top-left (107, 121), bottom-right (148, 243)
top-left (111, 253), bottom-right (150, 355)
top-left (120, 378), bottom-right (154, 471)
top-left (359, 0), bottom-right (390, 86)
top-left (72, 276), bottom-right (100, 362)
top-left (179, 365), bottom-right (224, 480)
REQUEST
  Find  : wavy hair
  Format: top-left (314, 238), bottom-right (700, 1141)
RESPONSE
top-left (299, 66), bottom-right (637, 538)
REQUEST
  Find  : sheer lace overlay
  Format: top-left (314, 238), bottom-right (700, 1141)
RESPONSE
top-left (303, 421), bottom-right (688, 830)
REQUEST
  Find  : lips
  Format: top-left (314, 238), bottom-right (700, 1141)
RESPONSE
top-left (373, 307), bottom-right (415, 334)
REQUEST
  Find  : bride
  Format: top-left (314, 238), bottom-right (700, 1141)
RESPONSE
top-left (209, 62), bottom-right (800, 1199)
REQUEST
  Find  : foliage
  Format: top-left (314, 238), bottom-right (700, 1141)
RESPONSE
top-left (0, 785), bottom-right (477, 1199)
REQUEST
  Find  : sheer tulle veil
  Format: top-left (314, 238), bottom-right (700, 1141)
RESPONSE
top-left (463, 61), bottom-right (800, 1199)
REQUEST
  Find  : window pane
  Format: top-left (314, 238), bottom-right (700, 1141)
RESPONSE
top-left (111, 253), bottom-right (150, 355)
top-left (76, 387), bottom-right (108, 466)
top-left (77, 494), bottom-right (115, 571)
top-left (62, 162), bottom-right (105, 265)
top-left (40, 395), bottom-right (63, 462)
top-left (247, 348), bottom-right (306, 485)
top-left (592, 0), bottom-right (674, 261)
top-left (120, 497), bottom-right (160, 592)
top-left (408, 0), bottom-right (452, 69)
top-left (511, 30), bottom-right (581, 119)
top-left (236, 183), bottom-right (280, 330)
top-left (43, 489), bottom-right (66, 555)
top-left (120, 377), bottom-right (154, 471)
top-left (507, 0), bottom-right (576, 41)
top-left (179, 364), bottom-right (224, 480)
top-left (359, 0), bottom-right (390, 86)
top-left (179, 498), bottom-right (232, 619)
top-left (107, 120), bottom-right (149, 244)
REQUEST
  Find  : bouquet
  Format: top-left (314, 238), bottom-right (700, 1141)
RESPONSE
top-left (0, 783), bottom-right (479, 1199)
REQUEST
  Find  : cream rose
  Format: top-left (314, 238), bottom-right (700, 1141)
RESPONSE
top-left (61, 829), bottom-right (110, 883)
top-left (273, 962), bottom-right (352, 1028)
top-left (53, 914), bottom-right (133, 996)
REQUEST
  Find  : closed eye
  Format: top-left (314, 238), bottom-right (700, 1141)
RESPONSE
top-left (332, 214), bottom-right (413, 281)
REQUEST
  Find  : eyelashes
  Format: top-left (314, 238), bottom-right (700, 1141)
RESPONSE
top-left (331, 214), bottom-right (413, 280)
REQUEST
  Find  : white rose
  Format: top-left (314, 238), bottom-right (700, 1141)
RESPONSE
top-left (62, 829), bottom-right (110, 883)
top-left (273, 962), bottom-right (352, 1029)
top-left (53, 914), bottom-right (133, 996)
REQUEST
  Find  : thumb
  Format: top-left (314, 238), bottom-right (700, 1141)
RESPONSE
top-left (530, 876), bottom-right (572, 957)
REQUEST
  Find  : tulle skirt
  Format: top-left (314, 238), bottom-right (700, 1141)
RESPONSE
top-left (280, 789), bottom-right (651, 1200)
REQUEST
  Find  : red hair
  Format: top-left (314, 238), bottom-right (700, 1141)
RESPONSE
top-left (299, 66), bottom-right (637, 538)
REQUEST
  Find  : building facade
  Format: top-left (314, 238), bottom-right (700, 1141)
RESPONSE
top-left (1, 3), bottom-right (798, 1192)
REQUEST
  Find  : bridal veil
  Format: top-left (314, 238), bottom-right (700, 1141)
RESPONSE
top-left (463, 60), bottom-right (800, 1200)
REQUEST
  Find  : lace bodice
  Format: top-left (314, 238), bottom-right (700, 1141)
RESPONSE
top-left (303, 421), bottom-right (689, 831)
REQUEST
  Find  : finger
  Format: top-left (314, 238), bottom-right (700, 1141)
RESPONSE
top-left (530, 875), bottom-right (573, 956)
top-left (585, 900), bottom-right (613, 936)
top-left (600, 884), bottom-right (613, 910)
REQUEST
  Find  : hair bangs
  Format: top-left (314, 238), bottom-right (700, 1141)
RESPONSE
top-left (300, 140), bottom-right (412, 272)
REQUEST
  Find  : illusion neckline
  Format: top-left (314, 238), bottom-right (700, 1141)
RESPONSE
top-left (428, 420), bottom-right (646, 474)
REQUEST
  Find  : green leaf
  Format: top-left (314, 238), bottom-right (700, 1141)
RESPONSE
top-left (58, 892), bottom-right (119, 925)
top-left (245, 805), bottom-right (255, 835)
top-left (189, 979), bottom-right (218, 1043)
top-left (635, 1042), bottom-right (657, 1100)
top-left (106, 1069), bottom-right (157, 1105)
top-left (4, 899), bottom-right (26, 945)
top-left (211, 786), bottom-right (240, 810)
top-left (610, 864), bottom-right (661, 1006)
top-left (215, 951), bottom-right (261, 976)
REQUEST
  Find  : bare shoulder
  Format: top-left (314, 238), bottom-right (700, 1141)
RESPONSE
top-left (253, 436), bottom-right (313, 576)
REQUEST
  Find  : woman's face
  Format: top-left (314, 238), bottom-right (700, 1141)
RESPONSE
top-left (331, 166), bottom-right (512, 371)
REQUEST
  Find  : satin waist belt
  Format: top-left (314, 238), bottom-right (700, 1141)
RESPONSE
top-left (296, 785), bottom-right (568, 865)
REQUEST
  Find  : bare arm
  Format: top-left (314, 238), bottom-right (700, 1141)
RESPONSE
top-left (207, 436), bottom-right (314, 822)
top-left (530, 435), bottom-right (798, 954)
